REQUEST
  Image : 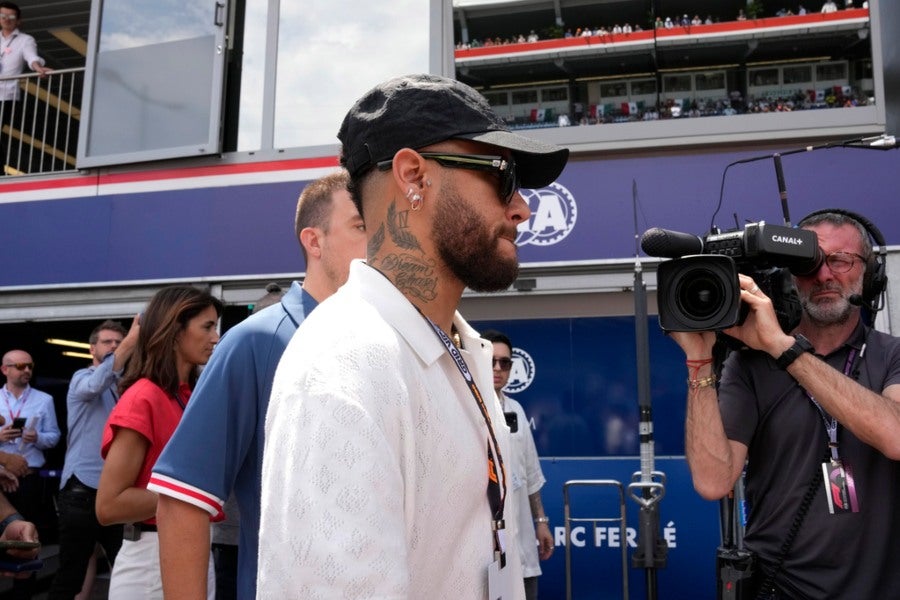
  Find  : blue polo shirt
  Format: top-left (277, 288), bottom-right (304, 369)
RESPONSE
top-left (149, 281), bottom-right (314, 599)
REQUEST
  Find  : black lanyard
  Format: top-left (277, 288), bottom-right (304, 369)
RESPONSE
top-left (421, 313), bottom-right (508, 565)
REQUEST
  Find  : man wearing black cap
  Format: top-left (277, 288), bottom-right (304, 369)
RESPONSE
top-left (258, 74), bottom-right (568, 599)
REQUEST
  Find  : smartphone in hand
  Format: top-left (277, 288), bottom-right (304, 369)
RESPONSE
top-left (0, 541), bottom-right (40, 550)
top-left (0, 558), bottom-right (44, 573)
top-left (10, 418), bottom-right (26, 430)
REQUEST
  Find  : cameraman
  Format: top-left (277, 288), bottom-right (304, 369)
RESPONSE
top-left (671, 211), bottom-right (900, 598)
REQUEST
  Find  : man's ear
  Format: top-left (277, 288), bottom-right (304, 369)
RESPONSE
top-left (299, 227), bottom-right (323, 260)
top-left (390, 148), bottom-right (429, 191)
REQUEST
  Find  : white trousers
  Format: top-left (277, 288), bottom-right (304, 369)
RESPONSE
top-left (108, 531), bottom-right (216, 600)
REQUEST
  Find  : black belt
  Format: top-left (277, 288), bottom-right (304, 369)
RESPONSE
top-left (64, 476), bottom-right (97, 496)
top-left (123, 522), bottom-right (157, 541)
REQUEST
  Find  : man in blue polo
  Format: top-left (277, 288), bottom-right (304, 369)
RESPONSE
top-left (149, 170), bottom-right (365, 599)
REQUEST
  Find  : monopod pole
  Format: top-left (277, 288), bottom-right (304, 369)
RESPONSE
top-left (628, 181), bottom-right (667, 599)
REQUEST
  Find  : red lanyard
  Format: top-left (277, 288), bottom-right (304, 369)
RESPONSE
top-left (2, 386), bottom-right (29, 422)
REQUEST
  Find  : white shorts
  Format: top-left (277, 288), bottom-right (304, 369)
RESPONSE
top-left (108, 531), bottom-right (216, 600)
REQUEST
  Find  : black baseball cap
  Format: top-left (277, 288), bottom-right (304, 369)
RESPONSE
top-left (338, 74), bottom-right (569, 190)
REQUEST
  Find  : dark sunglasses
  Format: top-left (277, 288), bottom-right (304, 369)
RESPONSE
top-left (377, 152), bottom-right (518, 205)
top-left (492, 357), bottom-right (513, 371)
top-left (5, 362), bottom-right (33, 370)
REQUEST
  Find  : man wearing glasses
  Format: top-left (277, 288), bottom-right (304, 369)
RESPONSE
top-left (258, 74), bottom-right (568, 599)
top-left (0, 2), bottom-right (49, 174)
top-left (48, 319), bottom-right (139, 599)
top-left (0, 2), bottom-right (48, 93)
top-left (671, 210), bottom-right (900, 598)
top-left (482, 329), bottom-right (554, 600)
top-left (1, 349), bottom-right (60, 596)
top-left (0, 351), bottom-right (60, 472)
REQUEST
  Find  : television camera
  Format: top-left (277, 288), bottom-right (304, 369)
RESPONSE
top-left (640, 221), bottom-right (823, 332)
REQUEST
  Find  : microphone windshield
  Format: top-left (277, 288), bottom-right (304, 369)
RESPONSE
top-left (848, 294), bottom-right (864, 306)
top-left (640, 227), bottom-right (704, 258)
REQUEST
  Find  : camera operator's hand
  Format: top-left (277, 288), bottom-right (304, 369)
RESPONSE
top-left (669, 330), bottom-right (717, 360)
top-left (724, 275), bottom-right (795, 357)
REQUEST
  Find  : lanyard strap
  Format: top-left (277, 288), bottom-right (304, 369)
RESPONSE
top-left (804, 345), bottom-right (861, 462)
top-left (420, 313), bottom-right (509, 563)
top-left (2, 386), bottom-right (29, 422)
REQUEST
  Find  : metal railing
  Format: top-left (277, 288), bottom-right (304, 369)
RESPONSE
top-left (563, 479), bottom-right (629, 600)
top-left (0, 67), bottom-right (83, 177)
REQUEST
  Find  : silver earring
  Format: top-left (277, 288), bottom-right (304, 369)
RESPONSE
top-left (425, 179), bottom-right (432, 187)
top-left (410, 192), bottom-right (423, 211)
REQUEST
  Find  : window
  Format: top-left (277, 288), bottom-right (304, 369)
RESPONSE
top-left (482, 91), bottom-right (509, 107)
top-left (541, 87), bottom-right (568, 102)
top-left (695, 72), bottom-right (725, 91)
top-left (663, 74), bottom-right (691, 93)
top-left (274, 0), bottom-right (432, 150)
top-left (630, 79), bottom-right (657, 95)
top-left (817, 62), bottom-right (847, 81)
top-left (79, 0), bottom-right (443, 167)
top-left (511, 89), bottom-right (539, 104)
top-left (78, 0), bottom-right (228, 167)
top-left (783, 66), bottom-right (812, 84)
top-left (750, 68), bottom-right (779, 86)
top-left (600, 81), bottom-right (627, 97)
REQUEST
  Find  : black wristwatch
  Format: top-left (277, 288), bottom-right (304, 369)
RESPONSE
top-left (775, 334), bottom-right (814, 369)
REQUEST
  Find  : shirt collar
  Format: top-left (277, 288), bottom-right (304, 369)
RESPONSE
top-left (3, 383), bottom-right (30, 399)
top-left (818, 318), bottom-right (868, 362)
top-left (279, 280), bottom-right (315, 327)
top-left (349, 260), bottom-right (482, 367)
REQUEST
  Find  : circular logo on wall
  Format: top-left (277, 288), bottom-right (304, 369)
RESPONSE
top-left (515, 182), bottom-right (577, 247)
top-left (503, 347), bottom-right (536, 395)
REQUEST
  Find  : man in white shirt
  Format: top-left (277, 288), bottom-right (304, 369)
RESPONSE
top-left (483, 330), bottom-right (554, 600)
top-left (1, 349), bottom-right (60, 597)
top-left (0, 2), bottom-right (49, 175)
top-left (258, 74), bottom-right (569, 599)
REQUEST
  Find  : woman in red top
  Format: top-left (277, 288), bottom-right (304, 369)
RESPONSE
top-left (96, 285), bottom-right (223, 600)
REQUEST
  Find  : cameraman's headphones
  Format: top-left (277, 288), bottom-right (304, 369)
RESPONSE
top-left (798, 208), bottom-right (887, 317)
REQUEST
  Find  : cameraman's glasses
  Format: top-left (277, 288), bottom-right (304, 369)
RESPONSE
top-left (823, 251), bottom-right (866, 274)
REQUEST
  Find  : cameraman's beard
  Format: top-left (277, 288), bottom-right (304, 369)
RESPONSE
top-left (800, 281), bottom-right (861, 326)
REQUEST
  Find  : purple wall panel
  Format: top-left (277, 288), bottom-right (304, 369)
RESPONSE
top-left (2, 146), bottom-right (898, 287)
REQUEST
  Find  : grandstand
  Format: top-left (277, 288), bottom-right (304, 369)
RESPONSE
top-left (453, 1), bottom-right (888, 150)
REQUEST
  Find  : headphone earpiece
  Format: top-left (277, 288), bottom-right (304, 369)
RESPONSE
top-left (799, 208), bottom-right (887, 316)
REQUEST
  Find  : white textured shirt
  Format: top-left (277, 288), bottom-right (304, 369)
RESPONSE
top-left (258, 261), bottom-right (523, 599)
top-left (500, 393), bottom-right (546, 578)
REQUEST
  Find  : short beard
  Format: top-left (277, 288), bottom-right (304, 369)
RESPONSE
top-left (432, 179), bottom-right (520, 292)
top-left (800, 281), bottom-right (859, 326)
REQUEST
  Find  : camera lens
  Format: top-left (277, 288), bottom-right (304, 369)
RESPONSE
top-left (657, 255), bottom-right (742, 331)
top-left (676, 272), bottom-right (727, 320)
